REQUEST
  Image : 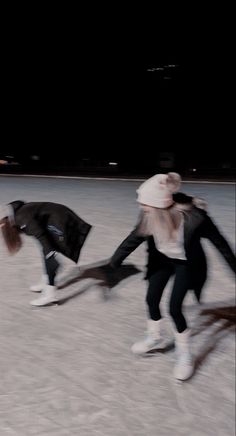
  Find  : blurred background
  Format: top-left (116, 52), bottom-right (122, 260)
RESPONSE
top-left (0, 150), bottom-right (235, 179)
top-left (1, 8), bottom-right (235, 180)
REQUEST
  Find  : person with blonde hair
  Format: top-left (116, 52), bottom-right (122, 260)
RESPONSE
top-left (108, 173), bottom-right (236, 380)
top-left (0, 201), bottom-right (91, 306)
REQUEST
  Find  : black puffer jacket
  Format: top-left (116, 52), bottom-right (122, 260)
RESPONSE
top-left (10, 201), bottom-right (92, 263)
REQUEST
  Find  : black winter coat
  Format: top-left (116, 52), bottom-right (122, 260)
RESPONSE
top-left (10, 201), bottom-right (92, 263)
top-left (110, 195), bottom-right (236, 301)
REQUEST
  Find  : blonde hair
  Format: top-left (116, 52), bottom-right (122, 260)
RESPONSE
top-left (0, 217), bottom-right (22, 254)
top-left (138, 205), bottom-right (182, 244)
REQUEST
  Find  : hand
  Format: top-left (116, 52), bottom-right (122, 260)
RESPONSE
top-left (99, 263), bottom-right (117, 288)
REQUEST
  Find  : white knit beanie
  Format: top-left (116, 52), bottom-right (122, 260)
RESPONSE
top-left (137, 172), bottom-right (181, 208)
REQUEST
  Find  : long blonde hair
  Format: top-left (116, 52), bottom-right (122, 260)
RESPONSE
top-left (0, 217), bottom-right (22, 254)
top-left (137, 205), bottom-right (182, 244)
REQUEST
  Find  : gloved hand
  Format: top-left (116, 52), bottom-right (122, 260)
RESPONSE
top-left (99, 262), bottom-right (118, 288)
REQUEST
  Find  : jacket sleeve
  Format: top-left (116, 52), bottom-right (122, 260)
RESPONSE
top-left (23, 219), bottom-right (55, 257)
top-left (110, 217), bottom-right (145, 267)
top-left (201, 215), bottom-right (236, 273)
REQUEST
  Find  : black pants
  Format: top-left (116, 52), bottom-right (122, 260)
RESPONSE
top-left (44, 253), bottom-right (59, 285)
top-left (146, 259), bottom-right (189, 333)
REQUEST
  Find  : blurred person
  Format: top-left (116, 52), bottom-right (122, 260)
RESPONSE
top-left (107, 173), bottom-right (236, 380)
top-left (0, 201), bottom-right (91, 306)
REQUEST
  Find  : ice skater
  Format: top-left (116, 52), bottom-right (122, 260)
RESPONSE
top-left (0, 201), bottom-right (92, 306)
top-left (108, 173), bottom-right (236, 380)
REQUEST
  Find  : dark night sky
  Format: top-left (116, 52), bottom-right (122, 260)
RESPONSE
top-left (1, 15), bottom-right (233, 166)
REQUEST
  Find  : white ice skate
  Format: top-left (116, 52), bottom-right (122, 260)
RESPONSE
top-left (30, 285), bottom-right (58, 306)
top-left (174, 329), bottom-right (194, 381)
top-left (30, 274), bottom-right (48, 292)
top-left (131, 319), bottom-right (167, 355)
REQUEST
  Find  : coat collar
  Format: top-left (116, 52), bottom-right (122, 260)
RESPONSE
top-left (9, 201), bottom-right (25, 214)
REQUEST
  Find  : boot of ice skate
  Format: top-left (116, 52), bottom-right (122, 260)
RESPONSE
top-left (30, 285), bottom-right (58, 306)
top-left (174, 329), bottom-right (194, 381)
top-left (131, 319), bottom-right (166, 355)
top-left (30, 274), bottom-right (48, 292)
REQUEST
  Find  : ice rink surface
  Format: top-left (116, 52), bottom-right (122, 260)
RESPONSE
top-left (0, 176), bottom-right (235, 436)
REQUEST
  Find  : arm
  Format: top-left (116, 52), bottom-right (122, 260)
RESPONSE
top-left (110, 226), bottom-right (145, 268)
top-left (201, 215), bottom-right (236, 273)
top-left (99, 216), bottom-right (145, 289)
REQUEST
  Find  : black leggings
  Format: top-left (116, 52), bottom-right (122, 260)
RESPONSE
top-left (44, 254), bottom-right (59, 285)
top-left (146, 259), bottom-right (189, 333)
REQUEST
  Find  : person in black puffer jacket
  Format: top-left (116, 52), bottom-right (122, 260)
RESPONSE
top-left (0, 201), bottom-right (92, 307)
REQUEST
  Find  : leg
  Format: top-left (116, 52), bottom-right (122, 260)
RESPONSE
top-left (146, 267), bottom-right (173, 320)
top-left (131, 266), bottom-right (173, 355)
top-left (30, 253), bottom-right (59, 307)
top-left (169, 263), bottom-right (189, 332)
top-left (169, 263), bottom-right (194, 380)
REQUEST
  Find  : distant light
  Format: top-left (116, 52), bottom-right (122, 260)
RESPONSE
top-left (109, 162), bottom-right (118, 166)
top-left (147, 67), bottom-right (164, 72)
top-left (31, 155), bottom-right (40, 161)
top-left (193, 168), bottom-right (197, 172)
